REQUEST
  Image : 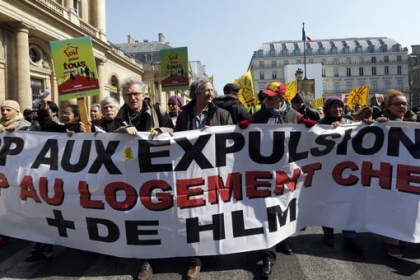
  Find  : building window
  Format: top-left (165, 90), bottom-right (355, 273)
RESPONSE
top-left (359, 67), bottom-right (364, 76)
top-left (259, 61), bottom-right (264, 67)
top-left (397, 65), bottom-right (402, 74)
top-left (372, 67), bottom-right (377, 75)
top-left (272, 70), bottom-right (277, 79)
top-left (334, 68), bottom-right (339, 77)
top-left (384, 66), bottom-right (389, 75)
top-left (318, 48), bottom-right (325, 55)
top-left (309, 58), bottom-right (314, 64)
top-left (269, 50), bottom-right (275, 57)
top-left (259, 71), bottom-right (265, 80)
top-left (333, 58), bottom-right (339, 64)
top-left (359, 57), bottom-right (364, 63)
top-left (372, 81), bottom-right (378, 92)
top-left (321, 58), bottom-right (326, 65)
top-left (296, 59), bottom-right (302, 64)
top-left (331, 47), bottom-right (337, 54)
top-left (346, 82), bottom-right (352, 92)
top-left (346, 68), bottom-right (351, 76)
top-left (385, 80), bottom-right (391, 90)
top-left (384, 56), bottom-right (389, 63)
top-left (29, 45), bottom-right (42, 64)
top-left (334, 82), bottom-right (340, 93)
top-left (371, 57), bottom-right (376, 63)
top-left (397, 80), bottom-right (403, 91)
top-left (397, 55), bottom-right (402, 62)
top-left (271, 60), bottom-right (277, 67)
top-left (322, 69), bottom-right (326, 77)
top-left (30, 78), bottom-right (44, 106)
top-left (284, 60), bottom-right (289, 66)
top-left (145, 54), bottom-right (152, 62)
top-left (346, 57), bottom-right (351, 64)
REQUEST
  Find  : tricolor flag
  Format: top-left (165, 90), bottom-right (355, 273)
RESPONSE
top-left (302, 25), bottom-right (312, 42)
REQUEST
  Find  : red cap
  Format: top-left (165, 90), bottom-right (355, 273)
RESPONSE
top-left (263, 81), bottom-right (286, 97)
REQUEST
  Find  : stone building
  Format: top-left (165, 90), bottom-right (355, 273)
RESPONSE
top-left (0, 0), bottom-right (143, 111)
top-left (409, 45), bottom-right (420, 106)
top-left (251, 37), bottom-right (409, 102)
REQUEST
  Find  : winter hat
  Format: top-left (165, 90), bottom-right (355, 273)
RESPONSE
top-left (291, 94), bottom-right (304, 104)
top-left (323, 96), bottom-right (344, 116)
top-left (168, 95), bottom-right (183, 107)
top-left (1, 100), bottom-right (20, 112)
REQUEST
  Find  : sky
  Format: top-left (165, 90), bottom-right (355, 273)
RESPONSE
top-left (105, 0), bottom-right (420, 94)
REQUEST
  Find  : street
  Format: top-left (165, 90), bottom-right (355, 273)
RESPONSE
top-left (1, 226), bottom-right (420, 279)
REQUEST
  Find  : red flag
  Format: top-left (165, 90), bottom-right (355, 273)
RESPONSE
top-left (306, 36), bottom-right (312, 42)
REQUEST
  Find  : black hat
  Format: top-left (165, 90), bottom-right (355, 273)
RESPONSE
top-left (223, 83), bottom-right (242, 94)
top-left (23, 108), bottom-right (33, 116)
top-left (291, 94), bottom-right (304, 104)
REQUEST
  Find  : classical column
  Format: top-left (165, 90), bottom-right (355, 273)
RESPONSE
top-left (15, 25), bottom-right (31, 109)
top-left (97, 59), bottom-right (106, 101)
top-left (91, 0), bottom-right (106, 34)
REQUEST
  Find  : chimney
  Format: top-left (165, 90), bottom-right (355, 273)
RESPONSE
top-left (158, 33), bottom-right (165, 42)
top-left (127, 35), bottom-right (137, 44)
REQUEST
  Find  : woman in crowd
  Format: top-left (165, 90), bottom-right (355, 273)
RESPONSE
top-left (376, 89), bottom-right (416, 258)
top-left (37, 99), bottom-right (85, 133)
top-left (25, 98), bottom-right (85, 262)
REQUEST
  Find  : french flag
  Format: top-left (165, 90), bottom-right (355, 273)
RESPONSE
top-left (302, 26), bottom-right (312, 42)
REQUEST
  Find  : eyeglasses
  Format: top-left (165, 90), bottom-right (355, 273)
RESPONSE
top-left (123, 92), bottom-right (144, 98)
top-left (391, 102), bottom-right (408, 107)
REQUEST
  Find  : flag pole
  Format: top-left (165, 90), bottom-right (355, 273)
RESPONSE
top-left (303, 22), bottom-right (307, 80)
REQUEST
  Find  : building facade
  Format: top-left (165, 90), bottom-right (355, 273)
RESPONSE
top-left (251, 37), bottom-right (409, 103)
top-left (408, 45), bottom-right (420, 106)
top-left (0, 0), bottom-right (144, 112)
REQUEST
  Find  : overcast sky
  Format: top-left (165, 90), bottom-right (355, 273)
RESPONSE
top-left (105, 0), bottom-right (420, 94)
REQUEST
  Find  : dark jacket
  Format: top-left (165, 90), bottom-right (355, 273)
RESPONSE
top-left (212, 95), bottom-right (250, 124)
top-left (175, 100), bottom-right (233, 131)
top-left (299, 106), bottom-right (321, 121)
top-left (37, 108), bottom-right (82, 132)
top-left (110, 101), bottom-right (173, 133)
top-left (92, 118), bottom-right (114, 132)
top-left (252, 101), bottom-right (300, 124)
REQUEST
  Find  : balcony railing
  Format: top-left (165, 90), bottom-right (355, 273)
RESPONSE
top-left (33, 0), bottom-right (64, 16)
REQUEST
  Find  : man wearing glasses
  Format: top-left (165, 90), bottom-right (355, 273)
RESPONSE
top-left (110, 76), bottom-right (173, 135)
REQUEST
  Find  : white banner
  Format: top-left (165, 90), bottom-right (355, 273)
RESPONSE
top-left (0, 122), bottom-right (420, 259)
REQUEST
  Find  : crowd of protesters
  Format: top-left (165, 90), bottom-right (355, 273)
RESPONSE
top-left (0, 76), bottom-right (418, 279)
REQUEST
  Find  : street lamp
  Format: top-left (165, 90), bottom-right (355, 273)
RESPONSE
top-left (295, 68), bottom-right (304, 80)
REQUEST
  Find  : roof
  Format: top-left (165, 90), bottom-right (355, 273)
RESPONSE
top-left (255, 37), bottom-right (404, 56)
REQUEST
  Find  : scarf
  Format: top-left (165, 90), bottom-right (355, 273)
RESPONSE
top-left (0, 114), bottom-right (23, 130)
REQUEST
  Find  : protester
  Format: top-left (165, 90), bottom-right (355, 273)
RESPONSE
top-left (45, 100), bottom-right (62, 124)
top-left (23, 108), bottom-right (41, 131)
top-left (93, 96), bottom-right (120, 132)
top-left (109, 76), bottom-right (173, 280)
top-left (0, 100), bottom-right (34, 247)
top-left (110, 76), bottom-right (173, 138)
top-left (167, 94), bottom-right (183, 126)
top-left (212, 83), bottom-right (250, 124)
top-left (37, 100), bottom-right (86, 133)
top-left (90, 103), bottom-right (103, 130)
top-left (237, 81), bottom-right (313, 278)
top-left (317, 96), bottom-right (364, 256)
top-left (375, 89), bottom-right (416, 258)
top-left (175, 79), bottom-right (233, 280)
top-left (24, 98), bottom-right (86, 262)
top-left (290, 94), bottom-right (321, 121)
top-left (351, 106), bottom-right (374, 123)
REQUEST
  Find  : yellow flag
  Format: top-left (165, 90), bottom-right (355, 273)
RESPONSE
top-left (310, 97), bottom-right (324, 109)
top-left (234, 70), bottom-right (255, 109)
top-left (209, 75), bottom-right (214, 84)
top-left (285, 80), bottom-right (297, 101)
top-left (347, 85), bottom-right (370, 108)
